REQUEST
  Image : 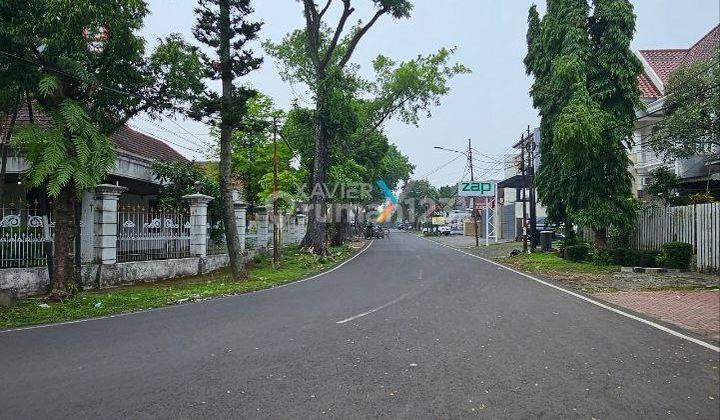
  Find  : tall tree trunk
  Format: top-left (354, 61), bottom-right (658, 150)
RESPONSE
top-left (300, 99), bottom-right (330, 256)
top-left (49, 187), bottom-right (77, 300)
top-left (330, 207), bottom-right (349, 246)
top-left (218, 0), bottom-right (246, 280)
top-left (593, 228), bottom-right (608, 249)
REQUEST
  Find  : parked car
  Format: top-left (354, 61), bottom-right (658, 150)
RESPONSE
top-left (438, 225), bottom-right (451, 235)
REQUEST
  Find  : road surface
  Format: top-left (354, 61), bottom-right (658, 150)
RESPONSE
top-left (1, 232), bottom-right (718, 418)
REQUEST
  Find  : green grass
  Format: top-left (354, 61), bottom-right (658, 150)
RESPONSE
top-left (0, 244), bottom-right (357, 329)
top-left (502, 251), bottom-right (620, 274)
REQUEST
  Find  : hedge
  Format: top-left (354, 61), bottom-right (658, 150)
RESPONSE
top-left (660, 242), bottom-right (693, 270)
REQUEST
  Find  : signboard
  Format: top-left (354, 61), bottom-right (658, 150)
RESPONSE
top-left (474, 196), bottom-right (495, 211)
top-left (431, 216), bottom-right (446, 226)
top-left (458, 181), bottom-right (495, 197)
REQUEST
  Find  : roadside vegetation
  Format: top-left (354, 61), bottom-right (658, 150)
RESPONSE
top-left (0, 244), bottom-right (358, 329)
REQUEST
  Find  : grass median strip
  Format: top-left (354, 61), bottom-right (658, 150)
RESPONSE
top-left (0, 244), bottom-right (358, 329)
top-left (501, 252), bottom-right (620, 274)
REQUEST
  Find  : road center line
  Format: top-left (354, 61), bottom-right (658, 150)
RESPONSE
top-left (336, 292), bottom-right (411, 325)
top-left (419, 235), bottom-right (720, 353)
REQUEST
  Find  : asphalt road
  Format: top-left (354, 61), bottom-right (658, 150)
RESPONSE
top-left (1, 232), bottom-right (718, 419)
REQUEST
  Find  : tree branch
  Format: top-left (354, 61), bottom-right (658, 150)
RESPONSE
top-left (318, 0), bottom-right (332, 19)
top-left (302, 0), bottom-right (322, 73)
top-left (338, 7), bottom-right (386, 68)
top-left (321, 0), bottom-right (353, 69)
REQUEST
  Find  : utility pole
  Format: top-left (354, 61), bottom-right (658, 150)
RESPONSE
top-left (526, 127), bottom-right (538, 251)
top-left (272, 117), bottom-right (281, 268)
top-left (519, 135), bottom-right (528, 253)
top-left (468, 139), bottom-right (479, 247)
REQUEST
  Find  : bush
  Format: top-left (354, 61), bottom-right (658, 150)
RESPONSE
top-left (592, 248), bottom-right (614, 266)
top-left (610, 248), bottom-right (640, 266)
top-left (660, 242), bottom-right (693, 269)
top-left (636, 251), bottom-right (660, 268)
top-left (559, 237), bottom-right (584, 258)
top-left (565, 244), bottom-right (591, 262)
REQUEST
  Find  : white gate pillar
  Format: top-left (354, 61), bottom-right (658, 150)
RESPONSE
top-left (255, 206), bottom-right (269, 249)
top-left (234, 201), bottom-right (247, 252)
top-left (94, 184), bottom-right (126, 265)
top-left (183, 193), bottom-right (213, 258)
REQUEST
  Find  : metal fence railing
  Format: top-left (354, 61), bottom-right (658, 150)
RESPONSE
top-left (116, 205), bottom-right (191, 263)
top-left (0, 202), bottom-right (54, 268)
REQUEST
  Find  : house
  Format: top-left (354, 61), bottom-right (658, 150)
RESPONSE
top-left (1, 104), bottom-right (188, 209)
top-left (631, 24), bottom-right (719, 198)
top-left (1, 104), bottom-right (306, 296)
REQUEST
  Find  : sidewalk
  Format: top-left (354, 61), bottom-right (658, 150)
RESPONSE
top-left (595, 291), bottom-right (720, 341)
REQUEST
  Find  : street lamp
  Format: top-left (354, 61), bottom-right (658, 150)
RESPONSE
top-left (433, 141), bottom-right (480, 247)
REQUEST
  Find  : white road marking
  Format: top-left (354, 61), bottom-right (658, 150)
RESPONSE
top-left (420, 236), bottom-right (720, 353)
top-left (336, 292), bottom-right (411, 324)
top-left (1, 240), bottom-right (375, 334)
top-left (417, 270), bottom-right (423, 280)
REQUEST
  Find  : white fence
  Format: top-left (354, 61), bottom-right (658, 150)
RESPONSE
top-left (116, 206), bottom-right (192, 263)
top-left (0, 203), bottom-right (54, 268)
top-left (631, 203), bottom-right (719, 272)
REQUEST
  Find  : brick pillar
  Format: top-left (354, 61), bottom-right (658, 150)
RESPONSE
top-left (234, 201), bottom-right (247, 252)
top-left (255, 206), bottom-right (269, 249)
top-left (183, 193), bottom-right (213, 258)
top-left (94, 184), bottom-right (126, 265)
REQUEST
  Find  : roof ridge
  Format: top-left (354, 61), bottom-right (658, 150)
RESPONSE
top-left (686, 23), bottom-right (720, 52)
top-left (639, 48), bottom-right (688, 52)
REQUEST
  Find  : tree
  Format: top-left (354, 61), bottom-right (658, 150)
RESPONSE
top-left (266, 5), bottom-right (468, 253)
top-left (265, 0), bottom-right (412, 255)
top-left (399, 179), bottom-right (438, 229)
top-left (2, 0), bottom-right (203, 298)
top-left (647, 51), bottom-right (720, 160)
top-left (191, 0), bottom-right (263, 280)
top-left (645, 166), bottom-right (680, 205)
top-left (525, 0), bottom-right (641, 247)
top-left (152, 160), bottom-right (222, 218)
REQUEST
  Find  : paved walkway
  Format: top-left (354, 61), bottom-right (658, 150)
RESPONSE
top-left (595, 291), bottom-right (720, 341)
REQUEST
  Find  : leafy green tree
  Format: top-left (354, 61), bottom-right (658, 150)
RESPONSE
top-left (266, 1), bottom-right (466, 254)
top-left (399, 179), bottom-right (438, 229)
top-left (525, 0), bottom-right (641, 247)
top-left (152, 160), bottom-right (221, 216)
top-left (645, 166), bottom-right (680, 205)
top-left (2, 0), bottom-right (203, 298)
top-left (647, 52), bottom-right (720, 160)
top-left (191, 0), bottom-right (263, 280)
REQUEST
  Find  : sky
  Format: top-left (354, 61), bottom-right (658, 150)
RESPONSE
top-left (133, 0), bottom-right (720, 187)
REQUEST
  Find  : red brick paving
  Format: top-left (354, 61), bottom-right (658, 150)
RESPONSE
top-left (594, 291), bottom-right (720, 340)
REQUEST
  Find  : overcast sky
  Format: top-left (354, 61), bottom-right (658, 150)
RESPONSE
top-left (133, 0), bottom-right (720, 187)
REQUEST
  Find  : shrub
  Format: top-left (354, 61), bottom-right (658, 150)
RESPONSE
top-left (636, 251), bottom-right (660, 268)
top-left (611, 247), bottom-right (639, 266)
top-left (660, 242), bottom-right (693, 269)
top-left (559, 237), bottom-right (584, 258)
top-left (592, 248), bottom-right (614, 266)
top-left (565, 244), bottom-right (591, 262)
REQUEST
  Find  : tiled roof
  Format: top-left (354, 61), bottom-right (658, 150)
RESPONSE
top-left (638, 49), bottom-right (688, 85)
top-left (1, 104), bottom-right (186, 163)
top-left (111, 126), bottom-right (187, 162)
top-left (637, 24), bottom-right (719, 100)
top-left (637, 72), bottom-right (661, 99)
top-left (683, 24), bottom-right (720, 64)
